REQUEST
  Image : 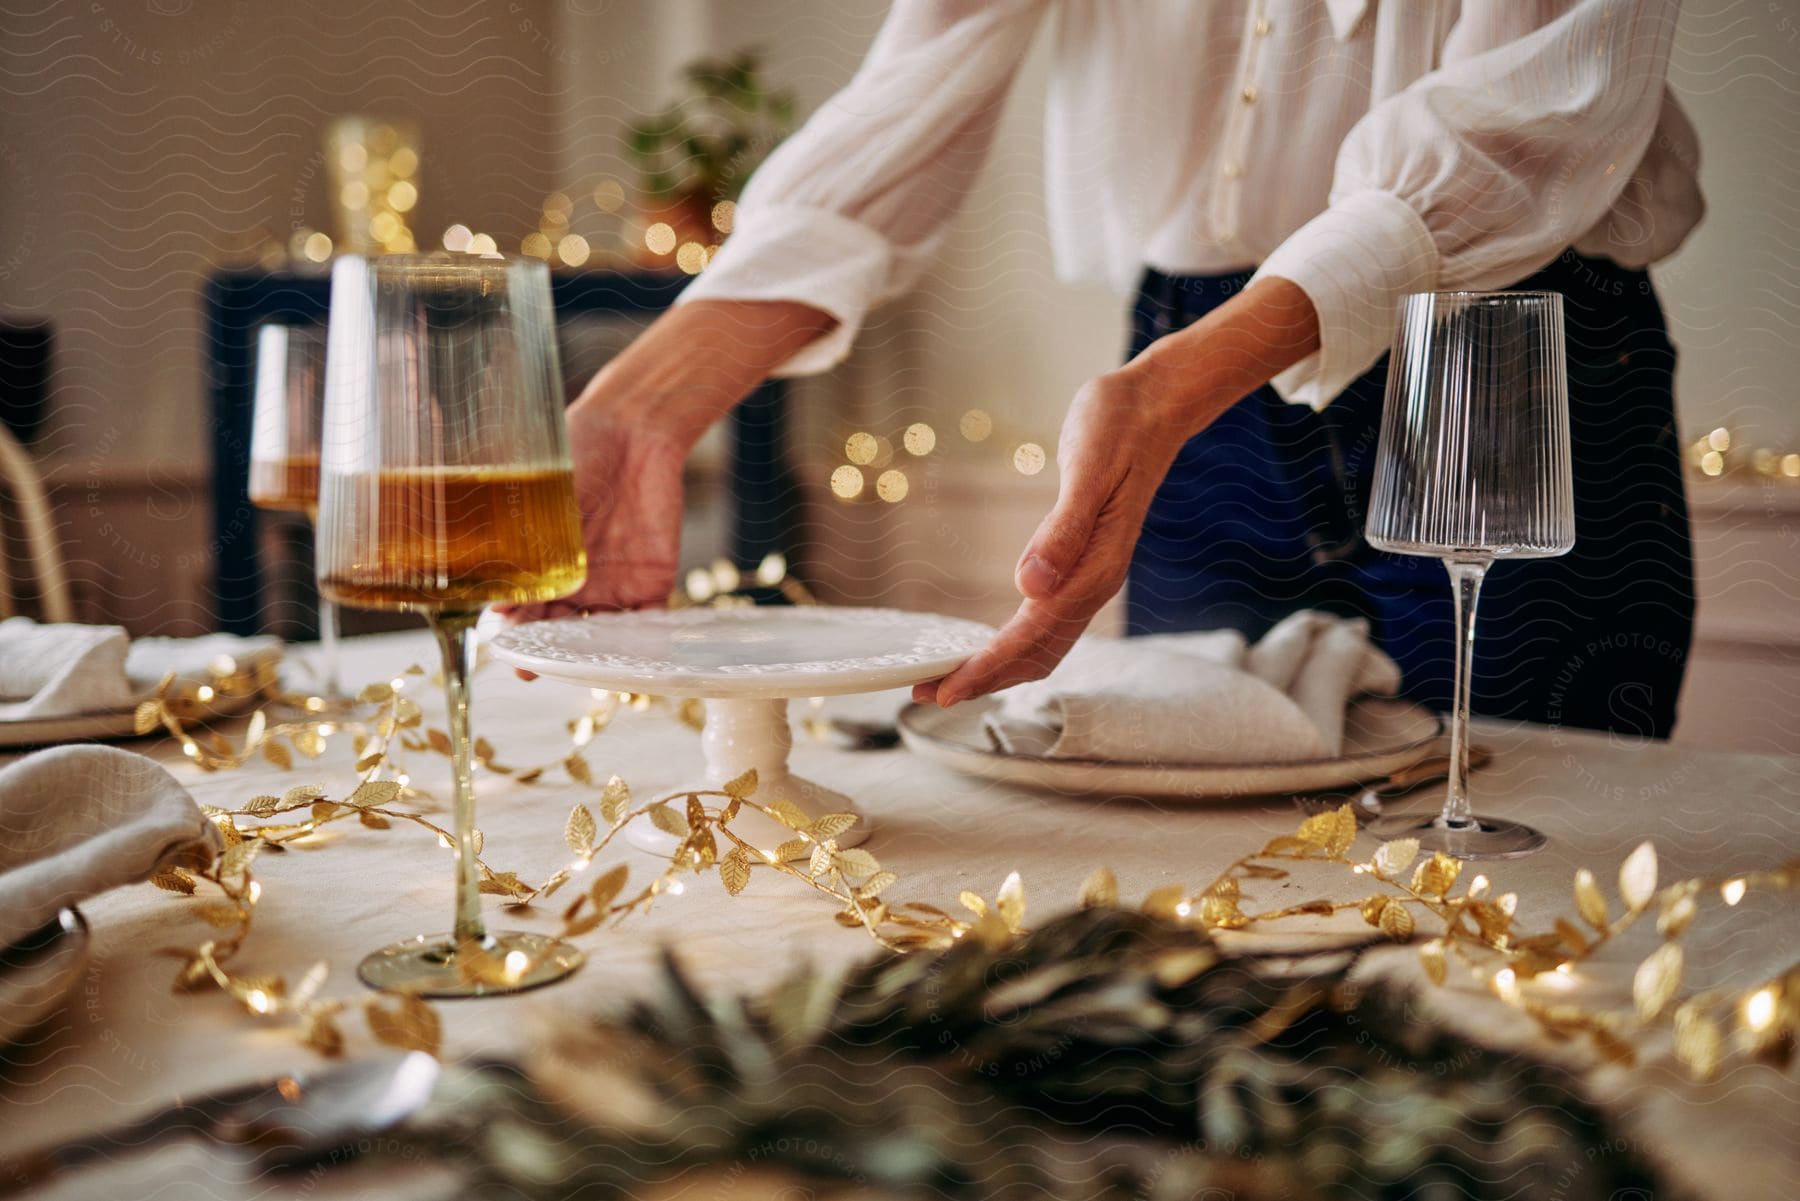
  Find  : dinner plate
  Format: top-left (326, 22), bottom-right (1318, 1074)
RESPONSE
top-left (897, 695), bottom-right (1444, 800)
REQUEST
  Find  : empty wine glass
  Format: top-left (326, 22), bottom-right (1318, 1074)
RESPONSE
top-left (1365, 291), bottom-right (1575, 859)
top-left (317, 254), bottom-right (588, 996)
top-left (249, 323), bottom-right (345, 703)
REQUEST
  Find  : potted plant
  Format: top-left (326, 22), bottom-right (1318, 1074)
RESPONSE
top-left (625, 50), bottom-right (796, 268)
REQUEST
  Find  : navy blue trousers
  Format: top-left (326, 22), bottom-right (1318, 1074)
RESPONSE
top-left (1124, 251), bottom-right (1695, 739)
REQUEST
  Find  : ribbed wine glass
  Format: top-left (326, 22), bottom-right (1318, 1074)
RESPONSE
top-left (1365, 291), bottom-right (1575, 859)
top-left (248, 323), bottom-right (346, 703)
top-left (317, 254), bottom-right (588, 996)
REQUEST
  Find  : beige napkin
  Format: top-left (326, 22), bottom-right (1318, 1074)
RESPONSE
top-left (983, 611), bottom-right (1400, 764)
top-left (0, 745), bottom-right (219, 948)
top-left (0, 618), bottom-right (279, 722)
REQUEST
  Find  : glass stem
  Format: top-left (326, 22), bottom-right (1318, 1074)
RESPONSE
top-left (1438, 557), bottom-right (1490, 831)
top-left (318, 598), bottom-right (341, 699)
top-left (430, 610), bottom-right (486, 946)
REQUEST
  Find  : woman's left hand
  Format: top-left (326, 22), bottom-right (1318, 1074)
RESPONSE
top-left (913, 365), bottom-right (1187, 707)
top-left (914, 276), bottom-right (1321, 707)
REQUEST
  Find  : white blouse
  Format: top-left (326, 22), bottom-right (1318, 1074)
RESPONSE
top-left (680, 0), bottom-right (1704, 409)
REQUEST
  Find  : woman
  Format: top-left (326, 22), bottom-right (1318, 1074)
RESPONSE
top-left (519, 1), bottom-right (1702, 738)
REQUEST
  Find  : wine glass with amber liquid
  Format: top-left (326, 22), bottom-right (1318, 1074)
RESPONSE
top-left (317, 254), bottom-right (587, 997)
top-left (248, 323), bottom-right (345, 704)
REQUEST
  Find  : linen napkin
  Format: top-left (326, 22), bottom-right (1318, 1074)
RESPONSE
top-left (0, 618), bottom-right (279, 722)
top-left (0, 745), bottom-right (219, 949)
top-left (983, 611), bottom-right (1400, 764)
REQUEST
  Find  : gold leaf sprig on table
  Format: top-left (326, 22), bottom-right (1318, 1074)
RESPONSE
top-left (1127, 803), bottom-right (1799, 1079)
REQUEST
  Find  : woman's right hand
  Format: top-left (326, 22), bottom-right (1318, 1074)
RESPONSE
top-left (502, 298), bottom-right (837, 628)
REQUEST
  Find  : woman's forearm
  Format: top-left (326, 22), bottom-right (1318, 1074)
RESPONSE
top-left (573, 299), bottom-right (838, 446)
top-left (1118, 276), bottom-right (1322, 434)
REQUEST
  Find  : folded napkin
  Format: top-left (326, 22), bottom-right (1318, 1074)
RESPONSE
top-left (983, 611), bottom-right (1401, 764)
top-left (0, 745), bottom-right (219, 949)
top-left (0, 618), bottom-right (279, 722)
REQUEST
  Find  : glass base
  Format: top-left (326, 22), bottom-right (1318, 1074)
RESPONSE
top-left (356, 931), bottom-right (585, 998)
top-left (1369, 813), bottom-right (1548, 860)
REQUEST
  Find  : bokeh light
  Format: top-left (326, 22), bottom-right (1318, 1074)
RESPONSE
top-left (903, 422), bottom-right (936, 456)
top-left (389, 146), bottom-right (418, 178)
top-left (876, 469), bottom-right (909, 502)
top-left (960, 409), bottom-right (993, 442)
top-left (1013, 442), bottom-right (1046, 476)
top-left (521, 232), bottom-right (552, 259)
top-left (830, 465), bottom-right (864, 499)
top-left (711, 200), bottom-right (736, 235)
top-left (557, 234), bottom-right (591, 266)
top-left (675, 241), bottom-right (707, 274)
top-left (466, 233), bottom-right (498, 256)
top-left (442, 224), bottom-right (472, 252)
top-left (845, 432), bottom-right (878, 465)
top-left (1707, 427), bottom-right (1731, 452)
top-left (387, 180), bottom-right (418, 213)
top-left (302, 231), bottom-right (333, 262)
top-left (644, 222), bottom-right (677, 255)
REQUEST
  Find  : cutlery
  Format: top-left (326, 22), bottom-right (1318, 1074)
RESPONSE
top-left (1293, 745), bottom-right (1494, 825)
top-left (0, 1049), bottom-right (439, 1195)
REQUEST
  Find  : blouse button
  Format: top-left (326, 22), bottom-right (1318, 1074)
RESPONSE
top-left (1241, 85), bottom-right (1259, 104)
top-left (1254, 17), bottom-right (1272, 36)
top-left (1222, 162), bottom-right (1244, 180)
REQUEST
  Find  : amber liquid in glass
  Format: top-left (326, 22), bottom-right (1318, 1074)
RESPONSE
top-left (248, 453), bottom-right (321, 516)
top-left (319, 466), bottom-right (585, 611)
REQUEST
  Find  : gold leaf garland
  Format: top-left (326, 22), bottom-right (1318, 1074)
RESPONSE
top-left (136, 622), bottom-right (1794, 1081)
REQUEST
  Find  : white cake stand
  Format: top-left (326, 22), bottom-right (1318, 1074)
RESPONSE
top-left (489, 607), bottom-right (992, 857)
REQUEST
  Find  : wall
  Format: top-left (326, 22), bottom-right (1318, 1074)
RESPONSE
top-left (0, 0), bottom-right (564, 474)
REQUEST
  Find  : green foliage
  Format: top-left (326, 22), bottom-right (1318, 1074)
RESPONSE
top-left (624, 49), bottom-right (797, 203)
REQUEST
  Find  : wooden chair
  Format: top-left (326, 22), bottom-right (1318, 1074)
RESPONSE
top-left (0, 423), bottom-right (73, 622)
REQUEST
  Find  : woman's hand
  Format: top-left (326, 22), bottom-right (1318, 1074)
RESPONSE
top-left (501, 298), bottom-right (836, 630)
top-left (916, 277), bottom-right (1321, 706)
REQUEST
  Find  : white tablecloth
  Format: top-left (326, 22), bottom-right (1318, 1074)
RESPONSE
top-left (1, 631), bottom-right (1794, 1199)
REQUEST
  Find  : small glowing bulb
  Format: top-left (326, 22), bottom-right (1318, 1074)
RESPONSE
top-left (1174, 900), bottom-right (1193, 918)
top-left (395, 774), bottom-right (409, 788)
top-left (1744, 987), bottom-right (1777, 1031)
top-left (304, 695), bottom-right (325, 713)
top-left (246, 989), bottom-right (272, 1015)
top-left (438, 832), bottom-right (453, 849)
top-left (667, 880), bottom-right (685, 896)
top-left (1556, 962), bottom-right (1574, 975)
top-left (247, 881), bottom-right (263, 903)
top-left (390, 677), bottom-right (406, 691)
top-left (644, 222), bottom-right (677, 255)
top-left (557, 233), bottom-right (590, 266)
top-left (317, 723), bottom-right (336, 737)
top-left (903, 422), bottom-right (936, 456)
top-left (195, 684), bottom-right (215, 703)
top-left (1013, 442), bottom-right (1047, 476)
top-left (183, 742), bottom-right (200, 759)
top-left (1493, 968), bottom-right (1519, 1001)
top-left (1467, 873), bottom-right (1490, 898)
top-left (503, 950), bottom-right (530, 981)
top-left (1722, 878), bottom-right (1747, 905)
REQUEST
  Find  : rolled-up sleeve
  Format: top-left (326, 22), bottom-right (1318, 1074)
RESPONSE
top-left (1252, 0), bottom-right (1683, 409)
top-left (678, 0), bottom-right (1047, 377)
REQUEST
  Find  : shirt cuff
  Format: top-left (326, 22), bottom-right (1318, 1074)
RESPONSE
top-left (675, 205), bottom-right (891, 378)
top-left (1249, 189), bottom-right (1438, 410)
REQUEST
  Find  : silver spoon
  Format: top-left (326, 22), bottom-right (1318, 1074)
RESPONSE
top-left (0, 1049), bottom-right (439, 1194)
